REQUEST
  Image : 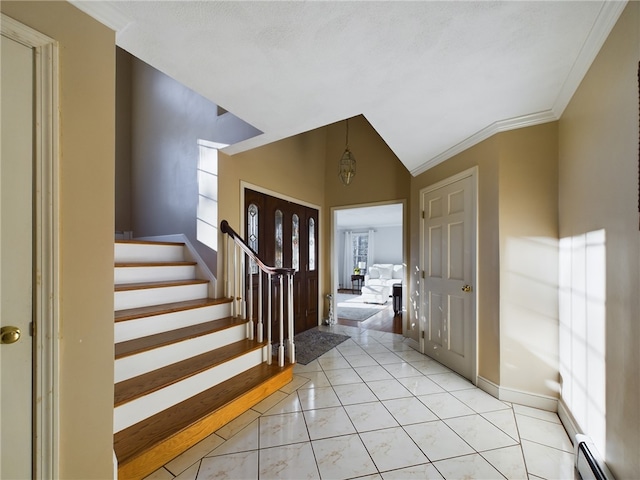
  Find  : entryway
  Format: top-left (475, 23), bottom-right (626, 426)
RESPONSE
top-left (332, 202), bottom-right (405, 334)
top-left (244, 187), bottom-right (319, 334)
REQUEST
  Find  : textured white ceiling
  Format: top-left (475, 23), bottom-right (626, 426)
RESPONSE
top-left (73, 0), bottom-right (625, 175)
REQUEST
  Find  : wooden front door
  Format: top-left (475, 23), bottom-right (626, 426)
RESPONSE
top-left (245, 189), bottom-right (319, 334)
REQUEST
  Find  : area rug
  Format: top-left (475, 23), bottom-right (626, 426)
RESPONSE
top-left (335, 293), bottom-right (389, 322)
top-left (293, 327), bottom-right (350, 364)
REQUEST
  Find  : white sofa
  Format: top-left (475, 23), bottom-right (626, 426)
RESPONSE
top-left (361, 264), bottom-right (403, 304)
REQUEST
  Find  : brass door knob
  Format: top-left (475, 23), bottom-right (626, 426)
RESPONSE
top-left (461, 285), bottom-right (472, 293)
top-left (0, 326), bottom-right (21, 344)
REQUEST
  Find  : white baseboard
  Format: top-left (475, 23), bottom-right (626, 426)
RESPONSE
top-left (476, 375), bottom-right (500, 397)
top-left (558, 397), bottom-right (582, 443)
top-left (476, 375), bottom-right (558, 412)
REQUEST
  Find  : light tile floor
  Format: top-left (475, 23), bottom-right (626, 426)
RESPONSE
top-left (145, 326), bottom-right (576, 480)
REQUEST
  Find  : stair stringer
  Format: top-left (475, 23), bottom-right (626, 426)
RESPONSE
top-left (113, 238), bottom-right (292, 480)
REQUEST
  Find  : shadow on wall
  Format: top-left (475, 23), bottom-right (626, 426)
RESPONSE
top-left (116, 47), bottom-right (262, 277)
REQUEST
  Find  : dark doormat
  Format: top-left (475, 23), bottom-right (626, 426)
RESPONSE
top-left (292, 327), bottom-right (350, 365)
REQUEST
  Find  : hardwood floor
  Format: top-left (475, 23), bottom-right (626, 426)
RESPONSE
top-left (335, 290), bottom-right (403, 334)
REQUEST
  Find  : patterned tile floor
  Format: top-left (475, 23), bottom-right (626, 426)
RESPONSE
top-left (144, 325), bottom-right (576, 480)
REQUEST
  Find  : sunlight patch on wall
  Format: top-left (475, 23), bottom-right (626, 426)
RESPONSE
top-left (502, 236), bottom-right (559, 396)
top-left (196, 140), bottom-right (227, 251)
top-left (559, 229), bottom-right (606, 458)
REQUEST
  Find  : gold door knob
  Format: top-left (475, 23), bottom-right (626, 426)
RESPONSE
top-left (461, 285), bottom-right (472, 293)
top-left (0, 326), bottom-right (21, 344)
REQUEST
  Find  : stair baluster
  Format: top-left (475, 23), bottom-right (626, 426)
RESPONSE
top-left (220, 220), bottom-right (295, 367)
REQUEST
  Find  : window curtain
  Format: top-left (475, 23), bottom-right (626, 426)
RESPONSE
top-left (343, 231), bottom-right (353, 289)
top-left (367, 229), bottom-right (375, 271)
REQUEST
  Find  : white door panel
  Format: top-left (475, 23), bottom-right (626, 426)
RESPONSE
top-left (1, 33), bottom-right (34, 479)
top-left (422, 172), bottom-right (476, 381)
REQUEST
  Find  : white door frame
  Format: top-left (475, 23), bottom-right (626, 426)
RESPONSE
top-left (419, 166), bottom-right (478, 382)
top-left (330, 200), bottom-right (407, 332)
top-left (239, 181), bottom-right (323, 326)
top-left (1, 14), bottom-right (60, 478)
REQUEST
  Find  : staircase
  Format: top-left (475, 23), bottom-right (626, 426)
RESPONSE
top-left (113, 239), bottom-right (294, 480)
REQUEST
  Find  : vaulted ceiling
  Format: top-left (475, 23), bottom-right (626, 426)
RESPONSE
top-left (73, 1), bottom-right (626, 175)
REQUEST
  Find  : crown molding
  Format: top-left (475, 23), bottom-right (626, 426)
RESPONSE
top-left (68, 1), bottom-right (131, 33)
top-left (411, 0), bottom-right (627, 177)
top-left (552, 0), bottom-right (627, 117)
top-left (410, 110), bottom-right (557, 177)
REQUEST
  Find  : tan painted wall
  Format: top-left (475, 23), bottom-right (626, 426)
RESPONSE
top-left (558, 2), bottom-right (639, 477)
top-left (217, 127), bottom-right (327, 295)
top-left (218, 115), bottom-right (411, 316)
top-left (322, 116), bottom-right (411, 309)
top-left (498, 124), bottom-right (559, 397)
top-left (411, 136), bottom-right (501, 384)
top-left (0, 2), bottom-right (115, 478)
top-left (410, 123), bottom-right (558, 392)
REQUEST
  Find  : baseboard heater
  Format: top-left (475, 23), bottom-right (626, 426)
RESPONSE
top-left (575, 434), bottom-right (614, 480)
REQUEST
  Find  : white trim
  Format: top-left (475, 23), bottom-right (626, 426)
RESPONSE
top-left (419, 167), bottom-right (478, 383)
top-left (329, 199), bottom-right (408, 334)
top-left (477, 375), bottom-right (559, 412)
top-left (552, 0), bottom-right (627, 118)
top-left (197, 138), bottom-right (228, 150)
top-left (240, 181), bottom-right (321, 214)
top-left (476, 375), bottom-right (500, 399)
top-left (558, 397), bottom-right (582, 445)
top-left (411, 111), bottom-right (556, 176)
top-left (2, 14), bottom-right (60, 479)
top-left (421, 166), bottom-right (479, 195)
top-left (499, 386), bottom-right (558, 412)
top-left (410, 2), bottom-right (627, 177)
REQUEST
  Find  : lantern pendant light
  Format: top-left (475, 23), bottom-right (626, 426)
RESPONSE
top-left (338, 118), bottom-right (356, 186)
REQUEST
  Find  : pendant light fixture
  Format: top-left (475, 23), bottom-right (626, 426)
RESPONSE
top-left (338, 118), bottom-right (356, 186)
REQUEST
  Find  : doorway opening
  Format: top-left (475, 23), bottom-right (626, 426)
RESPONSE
top-left (331, 202), bottom-right (405, 334)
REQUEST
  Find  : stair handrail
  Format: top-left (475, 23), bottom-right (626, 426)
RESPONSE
top-left (220, 220), bottom-right (295, 366)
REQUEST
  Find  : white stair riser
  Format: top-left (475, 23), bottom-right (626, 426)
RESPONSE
top-left (115, 283), bottom-right (208, 311)
top-left (115, 303), bottom-right (232, 343)
top-left (114, 347), bottom-right (265, 433)
top-left (115, 324), bottom-right (247, 382)
top-left (115, 243), bottom-right (185, 263)
top-left (115, 265), bottom-right (196, 285)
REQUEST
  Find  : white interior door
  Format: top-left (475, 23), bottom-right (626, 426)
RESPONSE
top-left (1, 32), bottom-right (34, 479)
top-left (421, 171), bottom-right (476, 381)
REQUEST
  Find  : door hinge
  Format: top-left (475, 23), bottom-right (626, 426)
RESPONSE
top-left (421, 330), bottom-right (425, 339)
top-left (29, 322), bottom-right (35, 337)
top-left (421, 211), bottom-right (425, 219)
top-left (421, 270), bottom-right (425, 279)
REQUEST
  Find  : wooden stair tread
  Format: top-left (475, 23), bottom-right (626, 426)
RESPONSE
top-left (115, 279), bottom-right (209, 292)
top-left (116, 239), bottom-right (185, 246)
top-left (115, 317), bottom-right (246, 359)
top-left (115, 297), bottom-right (230, 322)
top-left (114, 338), bottom-right (264, 407)
top-left (114, 361), bottom-right (293, 468)
top-left (115, 261), bottom-right (197, 267)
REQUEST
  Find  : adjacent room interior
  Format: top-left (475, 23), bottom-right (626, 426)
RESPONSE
top-left (332, 203), bottom-right (403, 333)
